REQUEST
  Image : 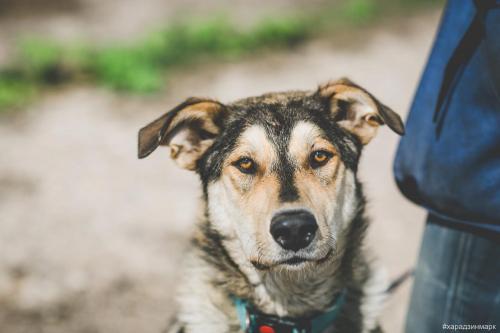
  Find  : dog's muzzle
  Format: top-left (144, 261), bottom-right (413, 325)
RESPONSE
top-left (270, 210), bottom-right (318, 252)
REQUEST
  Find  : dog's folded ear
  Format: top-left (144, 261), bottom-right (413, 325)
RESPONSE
top-left (138, 97), bottom-right (227, 170)
top-left (319, 78), bottom-right (404, 144)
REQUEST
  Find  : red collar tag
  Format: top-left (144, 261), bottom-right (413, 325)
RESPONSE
top-left (258, 325), bottom-right (275, 333)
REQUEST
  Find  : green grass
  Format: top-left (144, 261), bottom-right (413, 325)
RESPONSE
top-left (0, 75), bottom-right (35, 111)
top-left (89, 16), bottom-right (313, 92)
top-left (0, 0), bottom-right (444, 112)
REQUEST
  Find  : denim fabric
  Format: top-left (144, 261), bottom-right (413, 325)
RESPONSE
top-left (393, 0), bottom-right (500, 232)
top-left (405, 215), bottom-right (500, 333)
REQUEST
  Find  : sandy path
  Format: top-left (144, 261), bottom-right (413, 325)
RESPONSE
top-left (0, 10), bottom-right (439, 333)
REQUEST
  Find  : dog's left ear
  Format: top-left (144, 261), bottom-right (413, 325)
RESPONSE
top-left (138, 97), bottom-right (227, 170)
top-left (319, 78), bottom-right (404, 144)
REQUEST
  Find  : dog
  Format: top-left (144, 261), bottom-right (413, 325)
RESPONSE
top-left (138, 78), bottom-right (405, 333)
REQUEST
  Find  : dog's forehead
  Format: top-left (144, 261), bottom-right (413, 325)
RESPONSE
top-left (228, 93), bottom-right (321, 152)
top-left (227, 90), bottom-right (325, 134)
top-left (237, 121), bottom-right (323, 149)
top-left (233, 121), bottom-right (323, 162)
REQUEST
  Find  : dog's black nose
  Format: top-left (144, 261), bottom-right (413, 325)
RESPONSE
top-left (270, 210), bottom-right (318, 252)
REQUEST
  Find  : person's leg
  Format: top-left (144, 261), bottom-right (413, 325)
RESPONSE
top-left (405, 214), bottom-right (500, 333)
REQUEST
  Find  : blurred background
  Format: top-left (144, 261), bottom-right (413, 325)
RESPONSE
top-left (0, 0), bottom-right (445, 332)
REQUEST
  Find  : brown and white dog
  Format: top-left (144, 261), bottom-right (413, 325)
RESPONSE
top-left (138, 78), bottom-right (404, 333)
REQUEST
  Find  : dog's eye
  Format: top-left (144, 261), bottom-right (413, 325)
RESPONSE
top-left (310, 150), bottom-right (332, 168)
top-left (233, 157), bottom-right (257, 174)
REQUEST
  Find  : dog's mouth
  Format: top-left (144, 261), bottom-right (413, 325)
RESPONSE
top-left (281, 257), bottom-right (309, 266)
top-left (251, 248), bottom-right (333, 270)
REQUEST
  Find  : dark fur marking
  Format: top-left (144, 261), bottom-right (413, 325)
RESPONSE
top-left (191, 210), bottom-right (253, 294)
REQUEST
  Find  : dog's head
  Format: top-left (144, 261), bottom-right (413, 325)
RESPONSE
top-left (138, 78), bottom-right (404, 272)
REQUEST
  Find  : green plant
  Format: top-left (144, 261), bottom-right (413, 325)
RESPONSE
top-left (18, 38), bottom-right (63, 81)
top-left (0, 75), bottom-right (35, 111)
top-left (91, 47), bottom-right (163, 92)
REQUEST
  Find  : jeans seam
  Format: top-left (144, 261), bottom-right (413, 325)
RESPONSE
top-left (443, 230), bottom-right (469, 324)
top-left (451, 232), bottom-right (473, 323)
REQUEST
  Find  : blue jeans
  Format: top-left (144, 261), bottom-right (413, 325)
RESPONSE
top-left (405, 214), bottom-right (500, 333)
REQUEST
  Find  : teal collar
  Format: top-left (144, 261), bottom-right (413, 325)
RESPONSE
top-left (232, 289), bottom-right (346, 333)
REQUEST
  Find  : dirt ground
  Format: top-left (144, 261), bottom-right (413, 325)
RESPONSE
top-left (0, 2), bottom-right (441, 332)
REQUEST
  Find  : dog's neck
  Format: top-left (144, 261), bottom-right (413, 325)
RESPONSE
top-left (249, 259), bottom-right (344, 317)
top-left (194, 207), bottom-right (368, 318)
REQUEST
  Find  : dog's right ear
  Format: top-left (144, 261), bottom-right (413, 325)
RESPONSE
top-left (138, 98), bottom-right (227, 170)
